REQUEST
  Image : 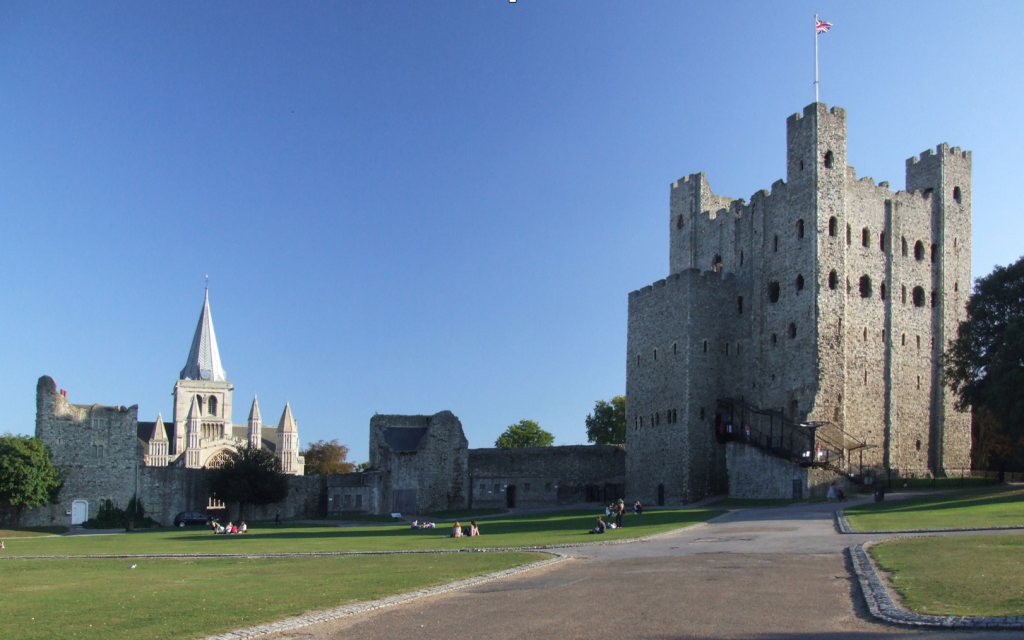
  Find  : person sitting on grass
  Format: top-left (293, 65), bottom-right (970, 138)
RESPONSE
top-left (411, 520), bottom-right (421, 530)
top-left (230, 523), bottom-right (238, 534)
top-left (633, 500), bottom-right (643, 515)
top-left (589, 516), bottom-right (607, 534)
top-left (213, 521), bottom-right (225, 534)
top-left (468, 521), bottom-right (480, 536)
top-left (451, 522), bottom-right (463, 538)
top-left (239, 521), bottom-right (247, 533)
top-left (423, 521), bottom-right (435, 529)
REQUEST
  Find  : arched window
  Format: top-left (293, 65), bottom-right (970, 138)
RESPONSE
top-left (902, 237), bottom-right (908, 257)
top-left (879, 232), bottom-right (885, 252)
top-left (828, 216), bottom-right (837, 236)
top-left (828, 270), bottom-right (838, 290)
top-left (880, 283), bottom-right (886, 300)
top-left (195, 395), bottom-right (204, 415)
top-left (676, 214), bottom-right (684, 229)
top-left (712, 255), bottom-right (723, 273)
top-left (768, 281), bottom-right (780, 303)
top-left (861, 227), bottom-right (870, 248)
top-left (824, 150), bottom-right (834, 169)
top-left (795, 274), bottom-right (805, 291)
top-left (953, 186), bottom-right (962, 204)
top-left (912, 286), bottom-right (926, 307)
top-left (914, 240), bottom-right (925, 261)
top-left (796, 218), bottom-right (805, 239)
top-left (788, 322), bottom-right (797, 339)
top-left (859, 275), bottom-right (872, 298)
top-left (208, 396), bottom-right (218, 417)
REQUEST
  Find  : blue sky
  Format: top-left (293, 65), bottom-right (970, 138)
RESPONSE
top-left (1, 2), bottom-right (1021, 462)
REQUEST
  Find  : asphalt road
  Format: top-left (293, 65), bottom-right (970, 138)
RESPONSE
top-left (261, 499), bottom-right (1020, 639)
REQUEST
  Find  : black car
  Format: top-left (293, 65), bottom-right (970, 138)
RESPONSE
top-left (173, 511), bottom-right (210, 527)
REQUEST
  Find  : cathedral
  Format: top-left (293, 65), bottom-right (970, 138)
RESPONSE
top-left (140, 289), bottom-right (304, 474)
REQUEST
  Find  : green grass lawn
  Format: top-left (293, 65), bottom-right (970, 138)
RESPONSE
top-left (843, 487), bottom-right (1024, 532)
top-left (0, 552), bottom-right (543, 640)
top-left (869, 535), bottom-right (1024, 617)
top-left (0, 508), bottom-right (718, 557)
top-left (0, 527), bottom-right (67, 539)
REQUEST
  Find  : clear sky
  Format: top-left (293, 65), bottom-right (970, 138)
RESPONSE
top-left (1, 1), bottom-right (1022, 462)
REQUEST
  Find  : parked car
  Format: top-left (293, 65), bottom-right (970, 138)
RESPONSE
top-left (173, 511), bottom-right (210, 527)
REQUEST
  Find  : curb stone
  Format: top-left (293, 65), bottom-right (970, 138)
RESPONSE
top-left (850, 540), bottom-right (1024, 630)
top-left (836, 510), bottom-right (1024, 534)
top-left (202, 551), bottom-right (569, 640)
top-left (0, 520), bottom-right (712, 561)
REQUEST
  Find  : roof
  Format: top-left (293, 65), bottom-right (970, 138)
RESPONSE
top-left (137, 419), bottom-right (174, 443)
top-left (277, 402), bottom-right (297, 433)
top-left (179, 288), bottom-right (228, 382)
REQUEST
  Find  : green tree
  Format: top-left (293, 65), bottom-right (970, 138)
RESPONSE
top-left (495, 420), bottom-right (554, 448)
top-left (301, 439), bottom-right (356, 475)
top-left (945, 256), bottom-right (1024, 467)
top-left (355, 461), bottom-right (371, 473)
top-left (585, 395), bottom-right (626, 444)
top-left (0, 434), bottom-right (63, 528)
top-left (208, 444), bottom-right (289, 521)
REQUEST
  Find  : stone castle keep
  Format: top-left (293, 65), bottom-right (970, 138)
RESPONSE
top-left (19, 102), bottom-right (973, 525)
top-left (626, 102), bottom-right (972, 505)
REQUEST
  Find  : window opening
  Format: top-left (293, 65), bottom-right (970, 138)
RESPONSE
top-left (916, 335), bottom-right (921, 349)
top-left (673, 342), bottom-right (677, 354)
top-left (768, 281), bottom-right (780, 303)
top-left (795, 274), bottom-right (804, 291)
top-left (788, 323), bottom-right (797, 339)
top-left (712, 255), bottom-right (723, 273)
top-left (953, 186), bottom-right (961, 203)
top-left (880, 283), bottom-right (886, 300)
top-left (931, 243), bottom-right (937, 263)
top-left (703, 340), bottom-right (708, 353)
top-left (824, 150), bottom-right (834, 168)
top-left (737, 296), bottom-right (744, 314)
top-left (902, 285), bottom-right (907, 305)
top-left (901, 333), bottom-right (906, 346)
top-left (725, 343), bottom-right (729, 355)
top-left (863, 327), bottom-right (867, 341)
top-left (879, 232), bottom-right (885, 252)
top-left (796, 219), bottom-right (805, 239)
top-left (931, 290), bottom-right (939, 307)
top-left (828, 216), bottom-right (837, 237)
top-left (770, 333), bottom-right (777, 346)
top-left (773, 235), bottom-right (779, 252)
top-left (676, 214), bottom-right (684, 229)
top-left (654, 349), bottom-right (657, 361)
top-left (740, 251), bottom-right (744, 266)
top-left (799, 160), bottom-right (804, 171)
top-left (914, 240), bottom-right (924, 261)
top-left (208, 396), bottom-right (218, 417)
top-left (954, 281), bottom-right (958, 292)
top-left (846, 224), bottom-right (851, 245)
top-left (700, 407), bottom-right (706, 419)
top-left (859, 274), bottom-right (872, 298)
top-left (915, 439), bottom-right (922, 451)
top-left (912, 286), bottom-right (925, 307)
top-left (902, 237), bottom-right (908, 257)
top-left (828, 270), bottom-right (837, 290)
top-left (861, 227), bottom-right (870, 248)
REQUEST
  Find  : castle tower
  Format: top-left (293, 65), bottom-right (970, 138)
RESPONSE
top-left (276, 403), bottom-right (303, 475)
top-left (146, 414), bottom-right (169, 467)
top-left (248, 396), bottom-right (262, 450)
top-left (172, 289), bottom-right (234, 454)
top-left (185, 396), bottom-right (202, 469)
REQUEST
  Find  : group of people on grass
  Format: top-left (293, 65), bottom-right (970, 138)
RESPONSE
top-left (590, 499), bottom-right (643, 534)
top-left (449, 521), bottom-right (480, 537)
top-left (210, 520), bottom-right (247, 534)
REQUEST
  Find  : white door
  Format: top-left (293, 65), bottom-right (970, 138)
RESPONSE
top-left (71, 500), bottom-right (88, 525)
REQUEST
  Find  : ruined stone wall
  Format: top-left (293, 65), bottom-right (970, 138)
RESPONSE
top-left (725, 442), bottom-right (853, 500)
top-left (325, 471), bottom-right (382, 515)
top-left (369, 412), bottom-right (469, 515)
top-left (468, 444), bottom-right (625, 509)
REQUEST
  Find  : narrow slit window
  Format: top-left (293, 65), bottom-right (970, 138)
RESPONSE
top-left (861, 228), bottom-right (870, 248)
top-left (796, 218), bottom-right (805, 239)
top-left (828, 216), bottom-right (837, 237)
top-left (828, 270), bottom-right (837, 290)
top-left (824, 150), bottom-right (834, 168)
top-left (795, 274), bottom-right (804, 291)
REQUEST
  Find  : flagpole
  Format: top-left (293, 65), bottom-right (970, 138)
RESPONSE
top-left (814, 14), bottom-right (819, 103)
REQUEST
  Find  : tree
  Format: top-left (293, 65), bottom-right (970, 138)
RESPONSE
top-left (301, 439), bottom-right (355, 475)
top-left (495, 420), bottom-right (554, 448)
top-left (355, 461), bottom-right (371, 472)
top-left (585, 396), bottom-right (626, 444)
top-left (945, 256), bottom-right (1024, 467)
top-left (208, 444), bottom-right (289, 520)
top-left (0, 434), bottom-right (63, 528)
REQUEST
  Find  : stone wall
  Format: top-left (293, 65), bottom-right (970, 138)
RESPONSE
top-left (725, 442), bottom-right (852, 500)
top-left (369, 412), bottom-right (469, 515)
top-left (468, 444), bottom-right (625, 509)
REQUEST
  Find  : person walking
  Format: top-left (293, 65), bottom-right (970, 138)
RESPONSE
top-left (615, 499), bottom-right (625, 529)
top-left (826, 482), bottom-right (837, 503)
top-left (275, 508), bottom-right (281, 525)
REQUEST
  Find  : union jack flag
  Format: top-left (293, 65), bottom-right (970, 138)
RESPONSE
top-left (816, 19), bottom-right (832, 34)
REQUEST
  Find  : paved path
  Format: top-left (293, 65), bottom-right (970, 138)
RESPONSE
top-left (253, 497), bottom-right (1020, 639)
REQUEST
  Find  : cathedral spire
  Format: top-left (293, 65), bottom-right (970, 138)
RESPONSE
top-left (180, 288), bottom-right (227, 382)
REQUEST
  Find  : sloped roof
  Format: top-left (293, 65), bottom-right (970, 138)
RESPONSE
top-left (180, 289), bottom-right (227, 382)
top-left (277, 402), bottom-right (297, 433)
